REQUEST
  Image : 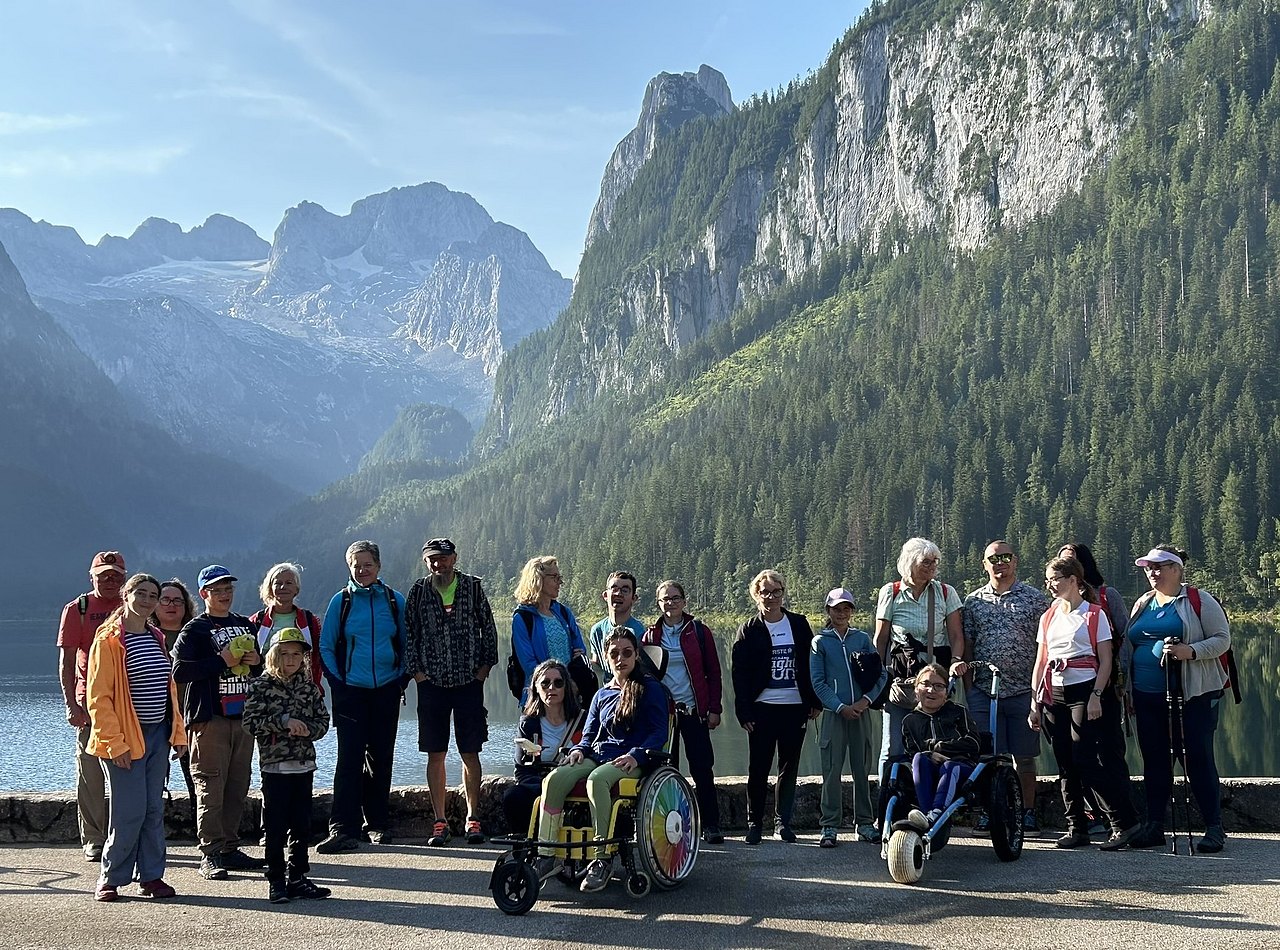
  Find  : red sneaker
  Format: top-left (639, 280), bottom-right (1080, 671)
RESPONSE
top-left (138, 878), bottom-right (176, 899)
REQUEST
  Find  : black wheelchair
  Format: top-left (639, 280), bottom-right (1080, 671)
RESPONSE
top-left (878, 663), bottom-right (1025, 884)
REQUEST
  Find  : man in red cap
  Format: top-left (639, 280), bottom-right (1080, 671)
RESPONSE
top-left (56, 551), bottom-right (126, 861)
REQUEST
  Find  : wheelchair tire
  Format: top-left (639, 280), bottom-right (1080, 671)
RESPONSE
top-left (491, 859), bottom-right (539, 915)
top-left (625, 871), bottom-right (651, 898)
top-left (635, 765), bottom-right (700, 889)
top-left (886, 828), bottom-right (925, 884)
top-left (988, 763), bottom-right (1025, 862)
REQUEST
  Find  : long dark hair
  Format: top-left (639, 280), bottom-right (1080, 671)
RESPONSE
top-left (1059, 542), bottom-right (1105, 588)
top-left (522, 659), bottom-right (581, 720)
top-left (603, 627), bottom-right (646, 730)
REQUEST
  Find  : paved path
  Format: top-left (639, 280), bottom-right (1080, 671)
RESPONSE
top-left (2, 832), bottom-right (1277, 949)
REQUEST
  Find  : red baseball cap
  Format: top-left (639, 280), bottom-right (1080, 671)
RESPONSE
top-left (90, 551), bottom-right (127, 576)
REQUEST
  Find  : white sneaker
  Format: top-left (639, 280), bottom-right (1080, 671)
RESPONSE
top-left (907, 809), bottom-right (930, 831)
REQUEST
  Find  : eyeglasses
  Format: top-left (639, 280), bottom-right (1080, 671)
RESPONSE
top-left (918, 557), bottom-right (939, 567)
top-left (157, 596), bottom-right (185, 607)
top-left (986, 553), bottom-right (1015, 565)
top-left (918, 681), bottom-right (946, 691)
top-left (206, 584), bottom-right (235, 594)
top-left (658, 595), bottom-right (685, 603)
top-left (538, 678), bottom-right (565, 689)
top-left (1044, 576), bottom-right (1067, 587)
top-left (759, 588), bottom-right (785, 599)
top-left (608, 648), bottom-right (636, 660)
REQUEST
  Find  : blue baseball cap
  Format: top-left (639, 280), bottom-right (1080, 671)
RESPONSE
top-left (197, 564), bottom-right (238, 590)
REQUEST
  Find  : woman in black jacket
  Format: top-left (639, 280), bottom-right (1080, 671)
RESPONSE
top-left (731, 569), bottom-right (820, 844)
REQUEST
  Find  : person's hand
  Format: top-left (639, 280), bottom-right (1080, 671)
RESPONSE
top-left (112, 752), bottom-right (131, 769)
top-left (1086, 694), bottom-right (1102, 720)
top-left (613, 754), bottom-right (639, 773)
top-left (220, 646), bottom-right (238, 667)
top-left (839, 704), bottom-right (858, 720)
top-left (1027, 706), bottom-right (1042, 732)
top-left (707, 712), bottom-right (721, 731)
top-left (567, 749), bottom-right (584, 765)
top-left (742, 721), bottom-right (755, 733)
top-left (414, 672), bottom-right (427, 683)
top-left (66, 703), bottom-right (90, 728)
top-left (1164, 642), bottom-right (1194, 662)
top-left (241, 649), bottom-right (262, 667)
top-left (950, 660), bottom-right (968, 678)
top-left (475, 664), bottom-right (491, 681)
top-left (930, 751), bottom-right (947, 765)
top-left (808, 706), bottom-right (822, 720)
top-left (172, 744), bottom-right (188, 759)
top-left (286, 718), bottom-right (310, 737)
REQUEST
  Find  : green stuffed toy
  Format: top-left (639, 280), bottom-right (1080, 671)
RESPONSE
top-left (226, 633), bottom-right (258, 677)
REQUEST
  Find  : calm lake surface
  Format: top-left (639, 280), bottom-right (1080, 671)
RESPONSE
top-left (4, 620), bottom-right (1276, 793)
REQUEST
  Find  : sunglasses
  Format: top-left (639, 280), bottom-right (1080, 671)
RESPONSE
top-left (608, 648), bottom-right (636, 660)
top-left (538, 677), bottom-right (565, 689)
top-left (986, 553), bottom-right (1014, 565)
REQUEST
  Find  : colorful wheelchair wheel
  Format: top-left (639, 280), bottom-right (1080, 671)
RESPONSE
top-left (634, 765), bottom-right (699, 889)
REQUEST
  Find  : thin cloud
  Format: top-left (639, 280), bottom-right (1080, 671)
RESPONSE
top-left (0, 112), bottom-right (94, 135)
top-left (170, 83), bottom-right (366, 152)
top-left (0, 145), bottom-right (188, 178)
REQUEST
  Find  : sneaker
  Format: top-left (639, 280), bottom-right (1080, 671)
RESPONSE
top-left (316, 832), bottom-right (360, 854)
top-left (219, 848), bottom-right (266, 870)
top-left (268, 880), bottom-right (290, 905)
top-left (465, 818), bottom-right (485, 844)
top-left (856, 823), bottom-right (881, 844)
top-left (907, 809), bottom-right (930, 832)
top-left (701, 826), bottom-right (724, 844)
top-left (1195, 826), bottom-right (1226, 854)
top-left (1021, 809), bottom-right (1041, 838)
top-left (745, 823), bottom-right (762, 845)
top-left (776, 824), bottom-right (797, 843)
top-left (534, 856), bottom-right (562, 881)
top-left (368, 829), bottom-right (393, 845)
top-left (84, 843), bottom-right (103, 862)
top-left (94, 883), bottom-right (118, 902)
top-left (287, 877), bottom-right (332, 900)
top-left (199, 853), bottom-right (228, 880)
top-left (1128, 823), bottom-right (1167, 849)
top-left (1056, 828), bottom-right (1090, 849)
top-left (580, 856), bottom-right (614, 893)
top-left (138, 878), bottom-right (176, 899)
top-left (819, 830), bottom-right (837, 848)
top-left (1100, 824), bottom-right (1142, 851)
top-left (1085, 811), bottom-right (1107, 836)
top-left (927, 808), bottom-right (944, 825)
top-left (972, 811), bottom-right (991, 837)
top-left (428, 820), bottom-right (451, 846)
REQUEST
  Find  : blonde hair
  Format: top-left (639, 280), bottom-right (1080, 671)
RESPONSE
top-left (259, 562), bottom-right (303, 606)
top-left (515, 555), bottom-right (560, 605)
top-left (263, 640), bottom-right (311, 680)
top-left (748, 569), bottom-right (785, 609)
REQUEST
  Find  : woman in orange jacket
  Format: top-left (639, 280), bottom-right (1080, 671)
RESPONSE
top-left (87, 573), bottom-right (187, 902)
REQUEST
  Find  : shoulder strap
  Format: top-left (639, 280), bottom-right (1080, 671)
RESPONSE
top-left (1187, 586), bottom-right (1202, 616)
top-left (384, 585), bottom-right (403, 666)
top-left (335, 590), bottom-right (353, 675)
top-left (77, 594), bottom-right (89, 617)
top-left (926, 583), bottom-right (936, 664)
top-left (520, 609), bottom-right (535, 638)
top-left (1098, 586), bottom-right (1109, 614)
top-left (1086, 603), bottom-right (1100, 654)
top-left (892, 580), bottom-right (901, 597)
top-left (694, 619), bottom-right (710, 667)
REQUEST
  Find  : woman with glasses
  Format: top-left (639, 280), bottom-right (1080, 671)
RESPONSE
top-left (512, 555), bottom-right (587, 704)
top-left (731, 569), bottom-right (821, 845)
top-left (1124, 545), bottom-right (1231, 853)
top-left (152, 579), bottom-right (198, 802)
top-left (533, 628), bottom-right (668, 893)
top-left (642, 580), bottom-right (725, 843)
top-left (875, 538), bottom-right (966, 776)
top-left (1029, 556), bottom-right (1139, 850)
top-left (503, 659), bottom-right (584, 836)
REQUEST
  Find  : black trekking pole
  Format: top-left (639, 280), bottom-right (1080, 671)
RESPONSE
top-left (1163, 638), bottom-right (1194, 857)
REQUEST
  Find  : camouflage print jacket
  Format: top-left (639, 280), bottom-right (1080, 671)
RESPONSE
top-left (242, 671), bottom-right (330, 768)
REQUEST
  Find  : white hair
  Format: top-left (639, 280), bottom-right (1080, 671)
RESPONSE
top-left (896, 537), bottom-right (941, 584)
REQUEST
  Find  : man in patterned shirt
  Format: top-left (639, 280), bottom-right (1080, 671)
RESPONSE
top-left (962, 539), bottom-right (1050, 837)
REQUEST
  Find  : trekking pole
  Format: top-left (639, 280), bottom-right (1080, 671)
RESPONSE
top-left (1163, 638), bottom-right (1194, 857)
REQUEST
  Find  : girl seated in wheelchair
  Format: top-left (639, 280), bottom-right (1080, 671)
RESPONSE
top-left (902, 663), bottom-right (981, 830)
top-left (535, 627), bottom-right (669, 892)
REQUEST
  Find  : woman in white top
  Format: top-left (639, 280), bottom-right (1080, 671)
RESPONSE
top-left (1029, 555), bottom-right (1139, 851)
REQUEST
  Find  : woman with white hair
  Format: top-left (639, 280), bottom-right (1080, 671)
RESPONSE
top-left (874, 538), bottom-right (966, 776)
top-left (250, 562), bottom-right (325, 690)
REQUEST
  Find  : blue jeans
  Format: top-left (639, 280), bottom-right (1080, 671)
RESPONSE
top-left (1133, 688), bottom-right (1222, 828)
top-left (100, 720), bottom-right (170, 886)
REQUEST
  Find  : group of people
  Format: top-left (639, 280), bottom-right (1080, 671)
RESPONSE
top-left (56, 532), bottom-right (1231, 905)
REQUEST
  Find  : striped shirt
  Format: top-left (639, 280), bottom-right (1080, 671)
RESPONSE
top-left (124, 632), bottom-right (171, 724)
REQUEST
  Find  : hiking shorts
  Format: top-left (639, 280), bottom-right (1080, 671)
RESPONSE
top-left (416, 679), bottom-right (488, 754)
top-left (965, 687), bottom-right (1040, 758)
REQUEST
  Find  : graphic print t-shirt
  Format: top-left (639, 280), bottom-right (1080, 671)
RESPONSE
top-left (197, 612), bottom-right (258, 717)
top-left (756, 616), bottom-right (801, 705)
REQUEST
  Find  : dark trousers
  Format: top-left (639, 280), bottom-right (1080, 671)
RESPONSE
top-left (502, 778), bottom-right (541, 837)
top-left (329, 680), bottom-right (401, 836)
top-left (1045, 680), bottom-right (1136, 831)
top-left (262, 770), bottom-right (313, 883)
top-left (672, 710), bottom-right (720, 828)
top-left (911, 753), bottom-right (974, 813)
top-left (746, 702), bottom-right (808, 827)
top-left (1133, 688), bottom-right (1223, 828)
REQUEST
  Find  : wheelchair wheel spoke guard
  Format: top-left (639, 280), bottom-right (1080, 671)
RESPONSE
top-left (635, 765), bottom-right (700, 889)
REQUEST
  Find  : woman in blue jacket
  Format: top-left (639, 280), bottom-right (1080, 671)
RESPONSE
top-left (810, 587), bottom-right (886, 847)
top-left (511, 555), bottom-right (586, 703)
top-left (316, 540), bottom-right (406, 854)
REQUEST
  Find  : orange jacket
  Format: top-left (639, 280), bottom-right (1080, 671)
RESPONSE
top-left (87, 617), bottom-right (187, 761)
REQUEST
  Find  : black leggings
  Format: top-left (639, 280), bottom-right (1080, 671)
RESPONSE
top-left (1045, 680), bottom-right (1136, 831)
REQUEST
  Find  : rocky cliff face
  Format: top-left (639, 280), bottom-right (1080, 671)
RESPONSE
top-left (584, 65), bottom-right (734, 249)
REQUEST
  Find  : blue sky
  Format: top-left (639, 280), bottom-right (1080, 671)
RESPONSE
top-left (1, 1), bottom-right (868, 276)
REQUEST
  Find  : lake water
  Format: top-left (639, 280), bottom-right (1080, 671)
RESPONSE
top-left (4, 620), bottom-right (1276, 793)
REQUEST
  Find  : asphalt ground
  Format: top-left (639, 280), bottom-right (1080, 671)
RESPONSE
top-left (1, 830), bottom-right (1277, 949)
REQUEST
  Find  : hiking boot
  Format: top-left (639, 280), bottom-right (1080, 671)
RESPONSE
top-left (745, 823), bottom-right (762, 845)
top-left (1021, 809), bottom-right (1041, 838)
top-left (702, 826), bottom-right (724, 844)
top-left (776, 824), bottom-right (797, 843)
top-left (268, 880), bottom-right (290, 904)
top-left (856, 823), bottom-right (881, 843)
top-left (138, 878), bottom-right (176, 899)
top-left (287, 876), bottom-right (332, 899)
top-left (465, 818), bottom-right (485, 844)
top-left (580, 856), bottom-right (614, 892)
top-left (316, 832), bottom-right (360, 854)
top-left (199, 853), bottom-right (228, 880)
top-left (368, 829), bottom-right (393, 845)
top-left (1196, 825), bottom-right (1226, 854)
top-left (1127, 823), bottom-right (1167, 849)
top-left (94, 883), bottom-right (118, 902)
top-left (819, 830), bottom-right (838, 848)
top-left (219, 847), bottom-right (265, 870)
top-left (428, 820), bottom-right (451, 846)
top-left (972, 811), bottom-right (991, 837)
top-left (907, 809), bottom-right (930, 832)
top-left (1055, 828), bottom-right (1090, 849)
top-left (1100, 824), bottom-right (1142, 851)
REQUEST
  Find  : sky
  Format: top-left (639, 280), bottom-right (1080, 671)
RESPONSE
top-left (0, 1), bottom-right (868, 277)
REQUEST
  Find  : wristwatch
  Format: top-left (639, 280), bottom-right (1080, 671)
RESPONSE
top-left (1091, 689), bottom-right (1104, 697)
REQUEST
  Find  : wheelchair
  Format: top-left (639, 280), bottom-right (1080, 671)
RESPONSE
top-left (878, 663), bottom-right (1025, 884)
top-left (488, 667), bottom-right (700, 915)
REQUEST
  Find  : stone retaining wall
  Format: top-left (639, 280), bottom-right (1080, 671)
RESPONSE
top-left (5, 776), bottom-right (1278, 843)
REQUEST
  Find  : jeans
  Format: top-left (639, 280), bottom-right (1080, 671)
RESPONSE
top-left (746, 702), bottom-right (808, 827)
top-left (100, 720), bottom-right (169, 886)
top-left (329, 680), bottom-right (401, 837)
top-left (672, 710), bottom-right (720, 828)
top-left (1044, 680), bottom-right (1136, 831)
top-left (1132, 688), bottom-right (1222, 828)
top-left (262, 770), bottom-right (314, 883)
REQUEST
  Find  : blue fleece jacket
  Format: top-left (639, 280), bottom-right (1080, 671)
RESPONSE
top-left (574, 677), bottom-right (669, 768)
top-left (511, 602), bottom-right (586, 700)
top-left (809, 625), bottom-right (885, 712)
top-left (320, 580), bottom-right (406, 689)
